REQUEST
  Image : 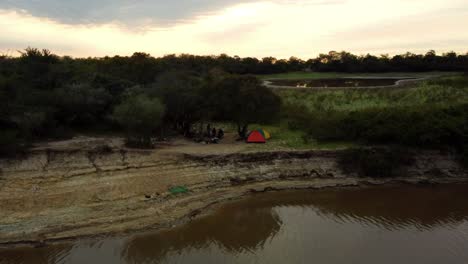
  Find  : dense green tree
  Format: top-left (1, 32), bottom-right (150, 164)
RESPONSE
top-left (53, 84), bottom-right (112, 127)
top-left (112, 94), bottom-right (165, 148)
top-left (208, 75), bottom-right (282, 138)
top-left (18, 48), bottom-right (61, 90)
top-left (150, 71), bottom-right (207, 136)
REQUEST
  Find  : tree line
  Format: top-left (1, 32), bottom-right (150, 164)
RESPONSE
top-left (0, 48), bottom-right (282, 154)
top-left (1, 47), bottom-right (467, 155)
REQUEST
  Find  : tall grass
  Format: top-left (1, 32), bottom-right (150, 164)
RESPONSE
top-left (280, 76), bottom-right (468, 164)
top-left (278, 76), bottom-right (468, 112)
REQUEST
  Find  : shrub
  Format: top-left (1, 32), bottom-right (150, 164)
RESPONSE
top-left (0, 130), bottom-right (28, 158)
top-left (301, 103), bottom-right (468, 149)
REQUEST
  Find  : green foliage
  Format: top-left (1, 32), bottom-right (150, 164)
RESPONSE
top-left (278, 76), bottom-right (468, 112)
top-left (1, 47), bottom-right (467, 154)
top-left (52, 84), bottom-right (112, 126)
top-left (338, 147), bottom-right (415, 178)
top-left (302, 104), bottom-right (468, 148)
top-left (209, 75), bottom-right (282, 137)
top-left (0, 130), bottom-right (27, 158)
top-left (283, 76), bottom-right (468, 164)
top-left (150, 71), bottom-right (206, 135)
top-left (113, 94), bottom-right (165, 148)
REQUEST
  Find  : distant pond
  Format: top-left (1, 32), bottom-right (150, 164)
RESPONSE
top-left (2, 183), bottom-right (468, 264)
top-left (267, 78), bottom-right (416, 88)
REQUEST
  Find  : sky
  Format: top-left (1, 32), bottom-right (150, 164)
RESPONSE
top-left (0, 0), bottom-right (467, 58)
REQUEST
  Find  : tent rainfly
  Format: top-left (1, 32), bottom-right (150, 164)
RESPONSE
top-left (246, 130), bottom-right (266, 143)
top-left (258, 129), bottom-right (271, 140)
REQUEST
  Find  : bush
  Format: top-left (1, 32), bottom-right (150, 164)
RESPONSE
top-left (300, 103), bottom-right (468, 149)
top-left (282, 103), bottom-right (312, 130)
top-left (338, 147), bottom-right (415, 178)
top-left (286, 99), bottom-right (468, 168)
top-left (0, 130), bottom-right (28, 158)
top-left (112, 94), bottom-right (165, 148)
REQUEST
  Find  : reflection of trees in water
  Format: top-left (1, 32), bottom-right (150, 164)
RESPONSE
top-left (124, 200), bottom-right (282, 263)
top-left (0, 244), bottom-right (72, 264)
top-left (298, 184), bottom-right (468, 231)
top-left (124, 184), bottom-right (468, 263)
top-left (4, 184), bottom-right (466, 264)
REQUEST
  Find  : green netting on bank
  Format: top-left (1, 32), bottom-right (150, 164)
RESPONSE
top-left (169, 186), bottom-right (189, 194)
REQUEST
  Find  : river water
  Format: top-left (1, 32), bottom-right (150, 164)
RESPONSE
top-left (2, 184), bottom-right (468, 264)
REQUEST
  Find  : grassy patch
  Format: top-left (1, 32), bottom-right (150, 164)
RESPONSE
top-left (208, 121), bottom-right (354, 151)
top-left (277, 76), bottom-right (468, 112)
top-left (244, 123), bottom-right (356, 151)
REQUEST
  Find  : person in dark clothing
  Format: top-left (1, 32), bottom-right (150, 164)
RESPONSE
top-left (217, 128), bottom-right (224, 139)
top-left (211, 128), bottom-right (217, 139)
top-left (206, 124), bottom-right (212, 137)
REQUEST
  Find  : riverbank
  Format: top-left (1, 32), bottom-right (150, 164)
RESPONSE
top-left (0, 139), bottom-right (466, 247)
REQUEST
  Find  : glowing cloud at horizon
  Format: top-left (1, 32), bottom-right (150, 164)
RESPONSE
top-left (1, 0), bottom-right (467, 58)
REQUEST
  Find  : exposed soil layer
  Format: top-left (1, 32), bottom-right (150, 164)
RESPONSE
top-left (0, 140), bottom-right (466, 247)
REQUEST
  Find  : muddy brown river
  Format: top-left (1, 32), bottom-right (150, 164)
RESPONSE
top-left (2, 184), bottom-right (468, 264)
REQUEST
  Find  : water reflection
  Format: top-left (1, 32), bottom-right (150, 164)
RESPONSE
top-left (1, 184), bottom-right (468, 264)
top-left (0, 244), bottom-right (72, 264)
top-left (302, 185), bottom-right (468, 230)
top-left (124, 204), bottom-right (282, 263)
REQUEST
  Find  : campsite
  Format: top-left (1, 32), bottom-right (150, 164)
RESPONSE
top-left (1, 1), bottom-right (468, 261)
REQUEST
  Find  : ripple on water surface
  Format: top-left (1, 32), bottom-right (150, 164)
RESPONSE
top-left (2, 184), bottom-right (468, 264)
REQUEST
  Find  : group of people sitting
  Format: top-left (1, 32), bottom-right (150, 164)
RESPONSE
top-left (205, 125), bottom-right (224, 144)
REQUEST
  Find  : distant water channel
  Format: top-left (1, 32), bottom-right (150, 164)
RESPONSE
top-left (268, 78), bottom-right (415, 88)
top-left (2, 184), bottom-right (468, 264)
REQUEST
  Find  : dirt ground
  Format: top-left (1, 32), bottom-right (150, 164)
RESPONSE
top-left (33, 132), bottom-right (249, 155)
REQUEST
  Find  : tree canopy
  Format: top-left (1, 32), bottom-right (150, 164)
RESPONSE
top-left (0, 47), bottom-right (467, 153)
top-left (207, 75), bottom-right (281, 138)
top-left (113, 94), bottom-right (165, 147)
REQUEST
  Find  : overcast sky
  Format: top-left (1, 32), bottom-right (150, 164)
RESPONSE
top-left (1, 0), bottom-right (467, 58)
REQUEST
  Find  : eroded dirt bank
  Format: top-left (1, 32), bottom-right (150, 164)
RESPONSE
top-left (0, 145), bottom-right (466, 246)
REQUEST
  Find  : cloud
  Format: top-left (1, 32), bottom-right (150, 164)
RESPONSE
top-left (322, 5), bottom-right (468, 55)
top-left (0, 0), bottom-right (250, 25)
top-left (0, 0), bottom-right (467, 58)
top-left (0, 0), bottom-right (348, 26)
